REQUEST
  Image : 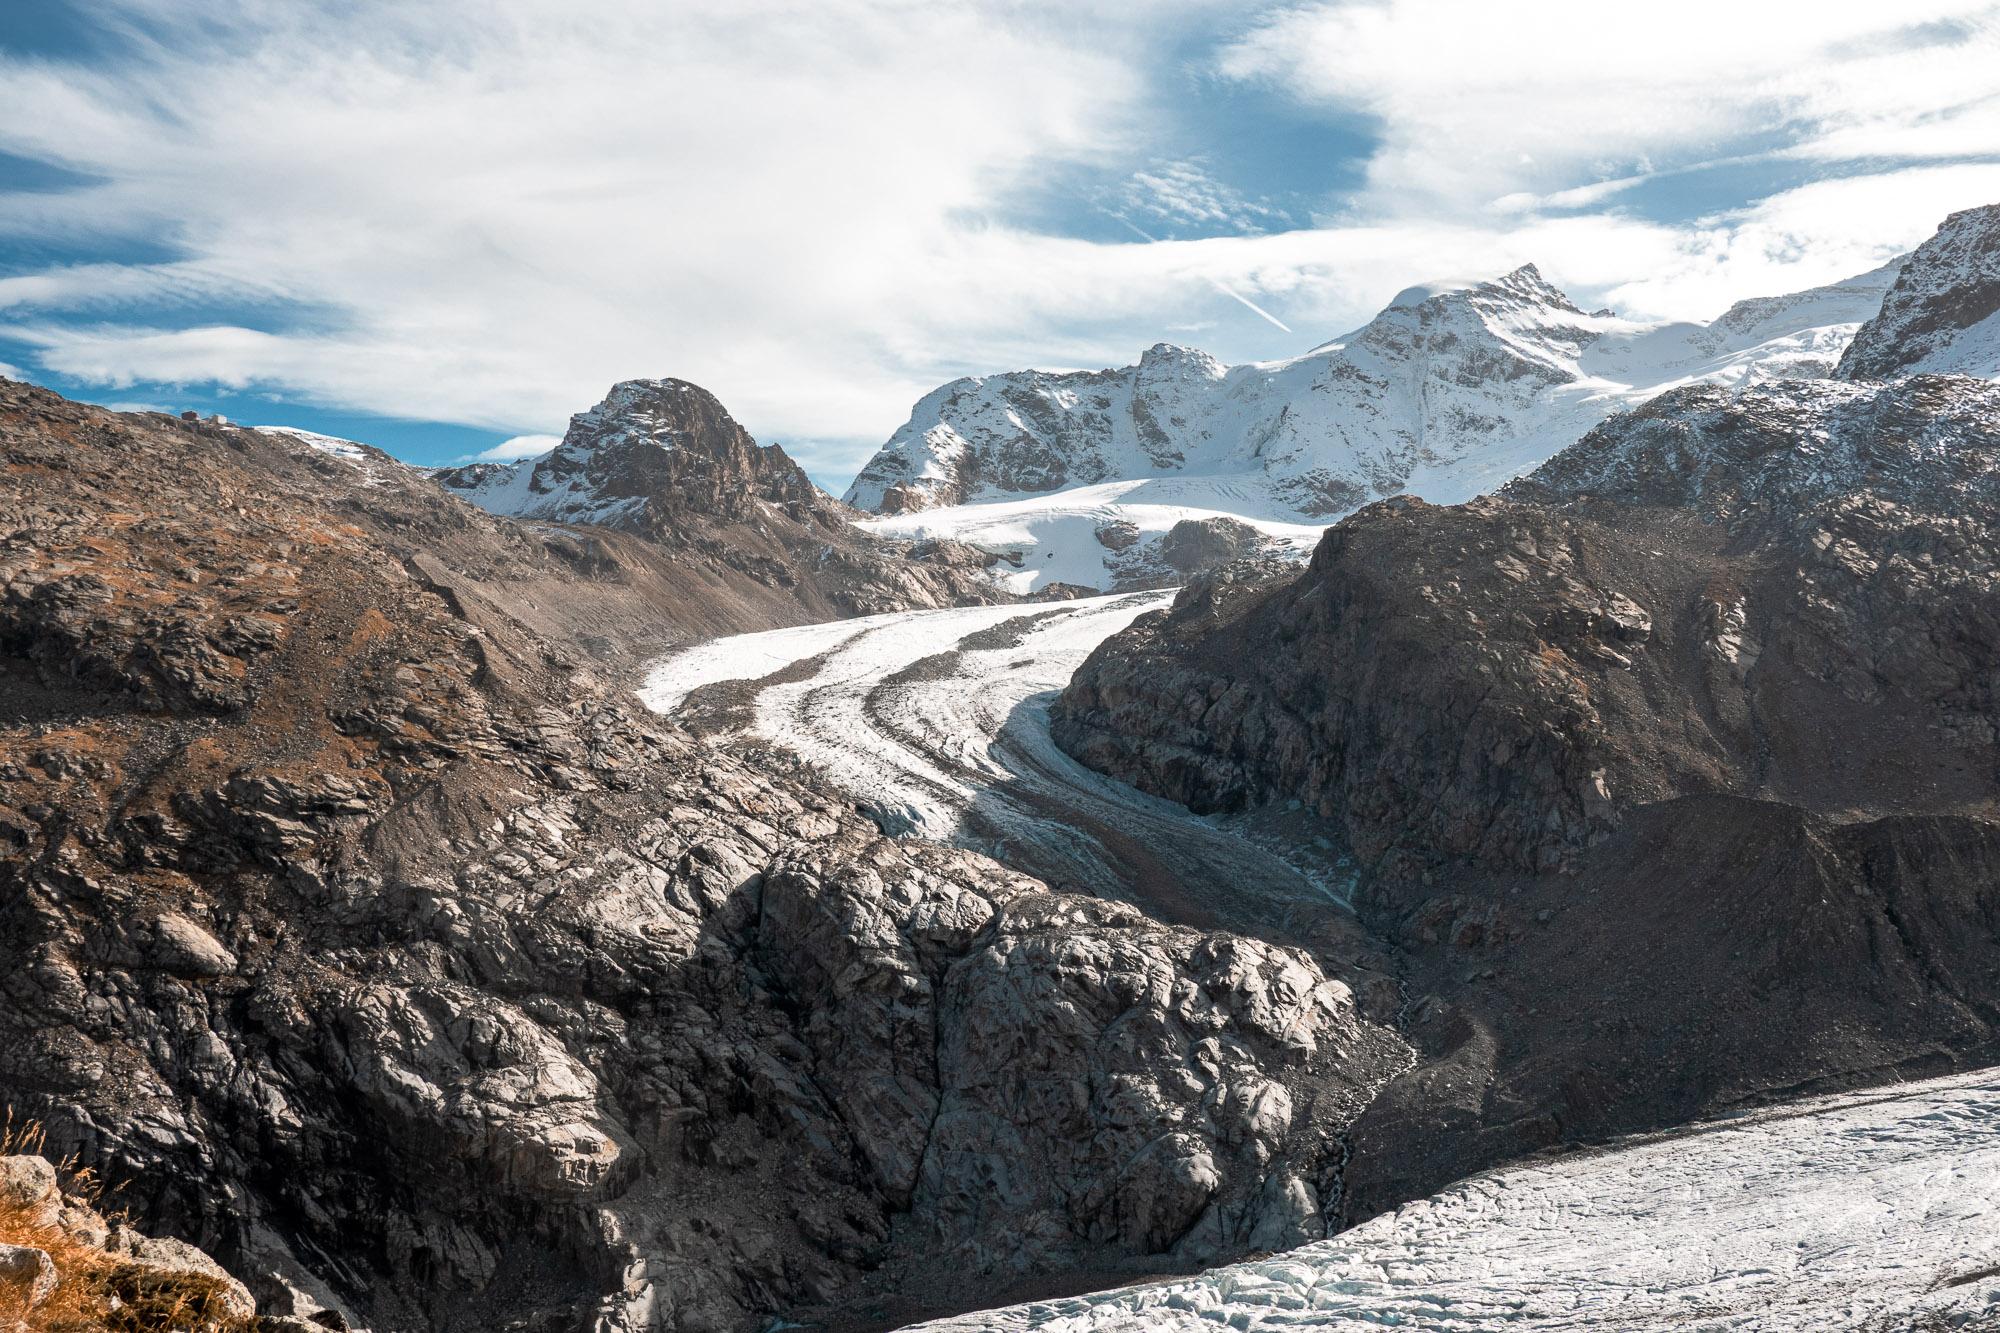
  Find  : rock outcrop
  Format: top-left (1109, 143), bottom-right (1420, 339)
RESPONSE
top-left (0, 378), bottom-right (1391, 1331)
top-left (437, 377), bottom-right (1010, 616)
top-left (1837, 203), bottom-right (2000, 381)
top-left (1052, 371), bottom-right (2000, 1215)
top-left (0, 1151), bottom-right (270, 1331)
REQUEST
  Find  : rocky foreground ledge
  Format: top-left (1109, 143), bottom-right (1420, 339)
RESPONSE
top-left (0, 1150), bottom-right (302, 1330)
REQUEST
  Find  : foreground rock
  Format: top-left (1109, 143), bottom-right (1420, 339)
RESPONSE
top-left (1053, 372), bottom-right (2000, 1215)
top-left (0, 379), bottom-right (1394, 1330)
top-left (0, 1152), bottom-right (270, 1331)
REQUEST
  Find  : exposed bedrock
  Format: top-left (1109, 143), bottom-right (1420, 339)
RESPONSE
top-left (1053, 374), bottom-right (2000, 1213)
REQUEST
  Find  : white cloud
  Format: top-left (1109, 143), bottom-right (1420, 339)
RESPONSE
top-left (0, 0), bottom-right (1146, 445)
top-left (1218, 0), bottom-right (2000, 212)
top-left (0, 360), bottom-right (22, 380)
top-left (471, 434), bottom-right (559, 462)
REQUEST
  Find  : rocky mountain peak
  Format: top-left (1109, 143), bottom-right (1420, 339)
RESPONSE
top-left (438, 374), bottom-right (820, 527)
top-left (1135, 342), bottom-right (1227, 382)
top-left (433, 376), bottom-right (1010, 616)
top-left (562, 376), bottom-right (746, 454)
top-left (1837, 203), bottom-right (2000, 381)
top-left (1490, 261), bottom-right (1586, 312)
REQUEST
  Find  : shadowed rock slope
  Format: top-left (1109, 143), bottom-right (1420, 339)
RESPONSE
top-left (0, 379), bottom-right (1408, 1331)
top-left (1053, 373), bottom-right (2000, 1217)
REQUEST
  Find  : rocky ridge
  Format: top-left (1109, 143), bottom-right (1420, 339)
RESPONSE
top-left (434, 377), bottom-right (1009, 621)
top-left (1051, 371), bottom-right (2000, 1214)
top-left (1838, 203), bottom-right (2000, 381)
top-left (0, 378), bottom-right (1407, 1331)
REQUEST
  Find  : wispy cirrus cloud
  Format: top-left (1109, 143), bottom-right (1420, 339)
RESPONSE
top-left (1218, 0), bottom-right (2000, 213)
top-left (1117, 158), bottom-right (1292, 234)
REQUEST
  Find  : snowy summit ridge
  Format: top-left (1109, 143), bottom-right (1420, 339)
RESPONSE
top-left (847, 257), bottom-right (1905, 592)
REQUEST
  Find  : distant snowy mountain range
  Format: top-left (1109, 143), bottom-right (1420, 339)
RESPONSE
top-left (843, 256), bottom-right (1938, 592)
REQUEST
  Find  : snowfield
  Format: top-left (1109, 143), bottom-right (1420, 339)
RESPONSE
top-left (855, 475), bottom-right (1328, 596)
top-left (639, 594), bottom-right (1350, 926)
top-left (909, 1068), bottom-right (2000, 1332)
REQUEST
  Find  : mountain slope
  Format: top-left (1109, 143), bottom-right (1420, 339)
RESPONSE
top-left (1838, 203), bottom-right (2000, 380)
top-left (1049, 372), bottom-right (2000, 1214)
top-left (436, 377), bottom-right (1011, 620)
top-left (848, 261), bottom-right (1903, 592)
top-left (0, 376), bottom-right (1412, 1331)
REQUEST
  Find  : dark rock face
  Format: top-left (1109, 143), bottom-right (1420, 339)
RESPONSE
top-left (0, 379), bottom-right (1389, 1331)
top-left (1053, 372), bottom-right (2000, 1215)
top-left (1837, 203), bottom-right (2000, 380)
top-left (1154, 517), bottom-right (1268, 575)
top-left (437, 377), bottom-right (1011, 619)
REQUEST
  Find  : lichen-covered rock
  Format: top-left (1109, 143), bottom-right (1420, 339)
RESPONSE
top-left (0, 1153), bottom-right (259, 1326)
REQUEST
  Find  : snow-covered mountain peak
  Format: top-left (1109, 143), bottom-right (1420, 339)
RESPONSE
top-left (1135, 341), bottom-right (1227, 381)
top-left (847, 251), bottom-right (1927, 593)
top-left (1342, 260), bottom-right (1611, 389)
top-left (1838, 204), bottom-right (2000, 381)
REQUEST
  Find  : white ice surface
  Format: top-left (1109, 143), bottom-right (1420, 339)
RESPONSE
top-left (910, 1069), bottom-right (2000, 1332)
top-left (638, 596), bottom-right (1353, 920)
top-left (635, 609), bottom-right (921, 715)
top-left (856, 477), bottom-right (1327, 595)
top-left (641, 596), bottom-right (1164, 838)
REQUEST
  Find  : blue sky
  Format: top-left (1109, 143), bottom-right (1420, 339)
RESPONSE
top-left (3, 1), bottom-right (1999, 490)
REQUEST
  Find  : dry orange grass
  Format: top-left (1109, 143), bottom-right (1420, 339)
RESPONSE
top-left (0, 1117), bottom-right (253, 1333)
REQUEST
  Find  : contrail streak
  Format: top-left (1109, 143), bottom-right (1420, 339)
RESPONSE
top-left (1112, 215), bottom-right (1294, 335)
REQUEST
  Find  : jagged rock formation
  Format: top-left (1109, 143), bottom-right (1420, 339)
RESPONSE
top-left (434, 377), bottom-right (1009, 619)
top-left (1838, 203), bottom-right (2000, 380)
top-left (846, 260), bottom-right (1901, 593)
top-left (1052, 372), bottom-right (2000, 1215)
top-left (0, 379), bottom-right (1398, 1331)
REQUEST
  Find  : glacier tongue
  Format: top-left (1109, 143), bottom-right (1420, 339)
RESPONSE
top-left (909, 1069), bottom-right (2000, 1332)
